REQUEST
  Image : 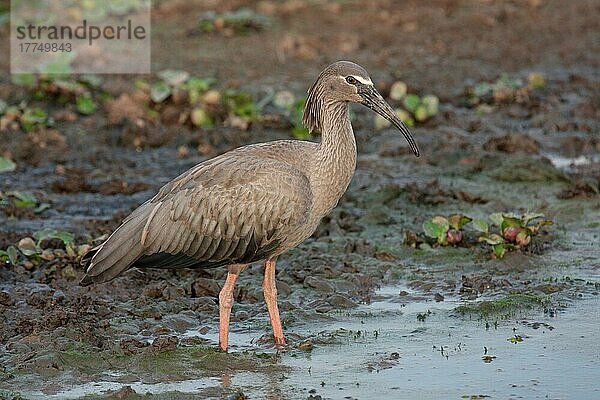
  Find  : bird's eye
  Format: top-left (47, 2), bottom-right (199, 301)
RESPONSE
top-left (345, 76), bottom-right (357, 85)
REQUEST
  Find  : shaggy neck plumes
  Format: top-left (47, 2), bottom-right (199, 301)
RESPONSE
top-left (303, 82), bottom-right (357, 218)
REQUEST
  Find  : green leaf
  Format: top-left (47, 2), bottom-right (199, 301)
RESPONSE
top-left (190, 108), bottom-right (214, 128)
top-left (292, 127), bottom-right (310, 140)
top-left (403, 94), bottom-right (421, 113)
top-left (448, 214), bottom-right (472, 230)
top-left (185, 78), bottom-right (212, 103)
top-left (7, 246), bottom-right (19, 265)
top-left (423, 216), bottom-right (449, 239)
top-left (33, 228), bottom-right (58, 242)
top-left (158, 70), bottom-right (190, 86)
top-left (0, 156), bottom-right (16, 173)
top-left (414, 105), bottom-right (428, 122)
top-left (473, 82), bottom-right (492, 97)
top-left (34, 203), bottom-right (51, 214)
top-left (493, 243), bottom-right (506, 258)
top-left (134, 79), bottom-right (150, 91)
top-left (501, 216), bottom-right (524, 233)
top-left (489, 213), bottom-right (504, 226)
top-left (523, 212), bottom-right (544, 225)
top-left (528, 73), bottom-right (546, 90)
top-left (389, 81), bottom-right (407, 101)
top-left (421, 94), bottom-right (439, 117)
top-left (33, 229), bottom-right (74, 246)
top-left (20, 107), bottom-right (48, 132)
top-left (10, 191), bottom-right (38, 208)
top-left (483, 233), bottom-right (504, 245)
top-left (395, 109), bottom-right (415, 128)
top-left (472, 218), bottom-right (489, 233)
top-left (79, 74), bottom-right (103, 88)
top-left (150, 81), bottom-right (172, 103)
top-left (18, 237), bottom-right (40, 256)
top-left (76, 94), bottom-right (97, 115)
top-left (55, 231), bottom-right (74, 246)
top-left (273, 90), bottom-right (295, 109)
top-left (225, 91), bottom-right (260, 119)
top-left (11, 73), bottom-right (36, 88)
top-left (507, 335), bottom-right (524, 344)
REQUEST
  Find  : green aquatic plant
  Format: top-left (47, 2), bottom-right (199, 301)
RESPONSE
top-left (76, 94), bottom-right (97, 115)
top-left (0, 229), bottom-right (88, 269)
top-left (0, 157), bottom-right (16, 173)
top-left (20, 107), bottom-right (51, 132)
top-left (375, 81), bottom-right (439, 129)
top-left (464, 72), bottom-right (546, 107)
top-left (1, 191), bottom-right (50, 213)
top-left (419, 212), bottom-right (552, 259)
top-left (473, 212), bottom-right (553, 259)
top-left (423, 214), bottom-right (472, 246)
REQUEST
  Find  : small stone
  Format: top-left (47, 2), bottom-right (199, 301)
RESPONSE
top-left (52, 290), bottom-right (65, 303)
top-left (0, 291), bottom-right (14, 306)
top-left (40, 249), bottom-right (55, 261)
top-left (152, 335), bottom-right (178, 351)
top-left (162, 285), bottom-right (186, 300)
top-left (304, 276), bottom-right (335, 293)
top-left (202, 90), bottom-right (221, 105)
top-left (327, 294), bottom-right (356, 309)
top-left (177, 145), bottom-right (190, 159)
top-left (298, 339), bottom-right (313, 351)
top-left (61, 265), bottom-right (77, 280)
top-left (120, 337), bottom-right (149, 355)
top-left (192, 278), bottom-right (221, 297)
top-left (109, 385), bottom-right (137, 399)
top-left (434, 293), bottom-right (444, 302)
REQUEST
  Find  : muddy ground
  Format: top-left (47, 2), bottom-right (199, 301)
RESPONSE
top-left (0, 0), bottom-right (599, 399)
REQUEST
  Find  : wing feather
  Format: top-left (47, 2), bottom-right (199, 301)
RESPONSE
top-left (137, 157), bottom-right (310, 269)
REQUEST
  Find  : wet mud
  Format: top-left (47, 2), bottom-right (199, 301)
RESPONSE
top-left (0, 1), bottom-right (599, 399)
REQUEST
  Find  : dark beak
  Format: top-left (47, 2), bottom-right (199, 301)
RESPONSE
top-left (359, 85), bottom-right (420, 157)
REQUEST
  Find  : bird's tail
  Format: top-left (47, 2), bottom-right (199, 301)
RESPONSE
top-left (80, 203), bottom-right (151, 286)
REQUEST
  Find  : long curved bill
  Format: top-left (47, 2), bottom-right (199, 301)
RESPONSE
top-left (359, 85), bottom-right (420, 157)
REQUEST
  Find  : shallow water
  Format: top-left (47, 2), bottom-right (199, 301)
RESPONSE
top-left (280, 287), bottom-right (600, 400)
top-left (25, 285), bottom-right (599, 400)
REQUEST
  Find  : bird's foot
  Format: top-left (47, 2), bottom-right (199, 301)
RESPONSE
top-left (274, 335), bottom-right (287, 347)
top-left (219, 341), bottom-right (228, 352)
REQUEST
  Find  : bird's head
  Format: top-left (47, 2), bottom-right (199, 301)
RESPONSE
top-left (303, 60), bottom-right (419, 157)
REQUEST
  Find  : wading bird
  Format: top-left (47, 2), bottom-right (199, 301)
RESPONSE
top-left (81, 61), bottom-right (419, 351)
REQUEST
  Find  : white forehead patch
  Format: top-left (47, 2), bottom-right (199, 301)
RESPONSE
top-left (339, 75), bottom-right (373, 85)
top-left (351, 75), bottom-right (373, 85)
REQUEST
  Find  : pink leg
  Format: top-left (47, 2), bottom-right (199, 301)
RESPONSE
top-left (218, 265), bottom-right (245, 352)
top-left (263, 257), bottom-right (286, 346)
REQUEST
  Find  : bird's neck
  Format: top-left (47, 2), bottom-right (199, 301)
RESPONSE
top-left (311, 101), bottom-right (357, 216)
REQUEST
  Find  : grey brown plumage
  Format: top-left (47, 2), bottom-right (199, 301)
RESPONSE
top-left (82, 142), bottom-right (315, 285)
top-left (81, 61), bottom-right (419, 350)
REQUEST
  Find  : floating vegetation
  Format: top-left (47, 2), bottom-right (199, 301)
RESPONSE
top-left (416, 212), bottom-right (553, 259)
top-left (0, 191), bottom-right (51, 214)
top-left (0, 104), bottom-right (53, 133)
top-left (455, 293), bottom-right (550, 318)
top-left (462, 72), bottom-right (546, 108)
top-left (0, 156), bottom-right (16, 173)
top-left (136, 70), bottom-right (265, 131)
top-left (375, 81), bottom-right (439, 129)
top-left (0, 229), bottom-right (90, 280)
